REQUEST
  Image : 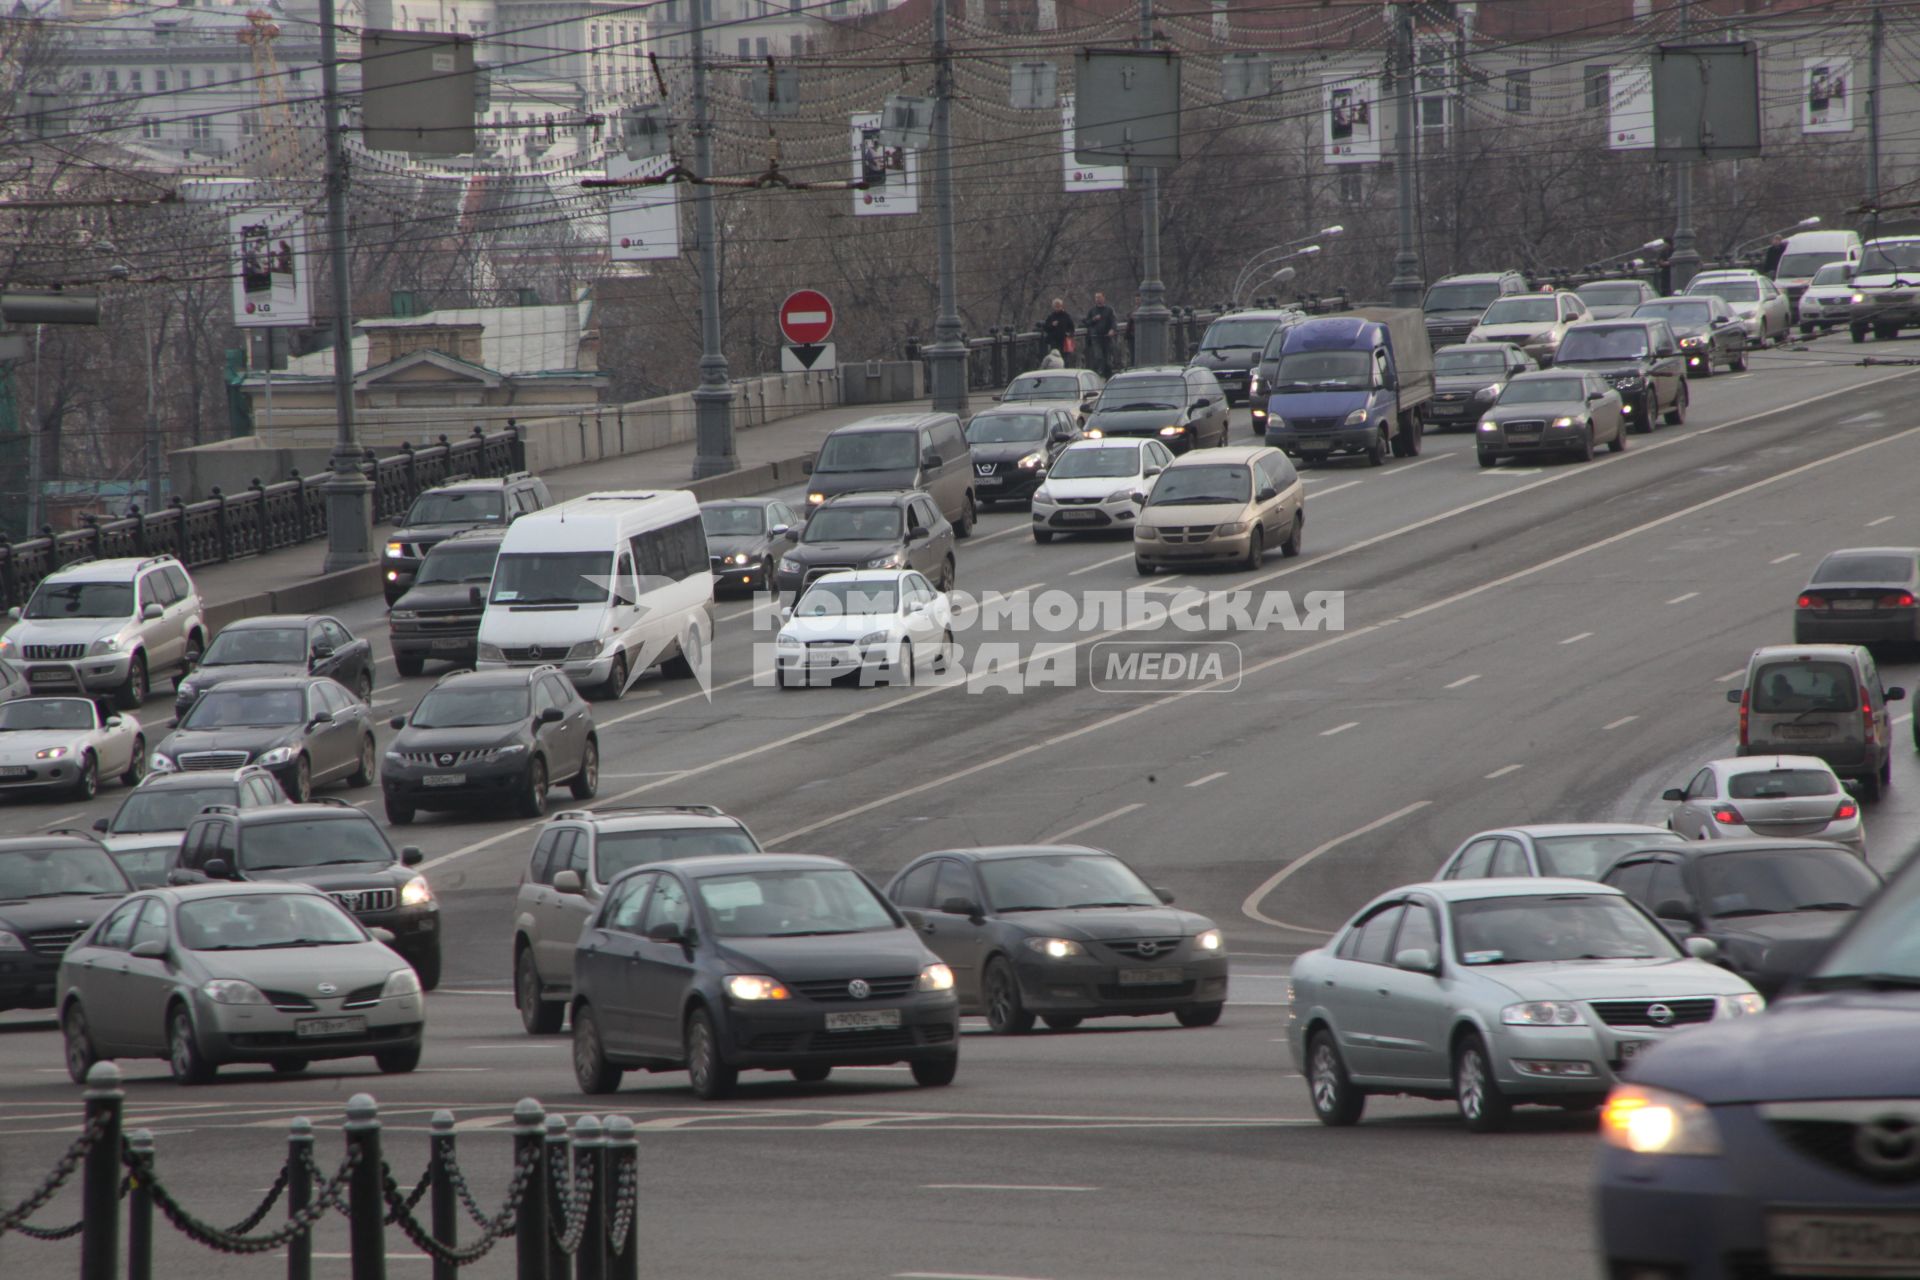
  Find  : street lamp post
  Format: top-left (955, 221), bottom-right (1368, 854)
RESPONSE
top-left (1131, 0), bottom-right (1170, 367)
top-left (689, 0), bottom-right (736, 479)
top-left (1229, 226), bottom-right (1341, 304)
top-left (319, 0), bottom-right (372, 571)
top-left (924, 0), bottom-right (968, 416)
top-left (1232, 247), bottom-right (1318, 307)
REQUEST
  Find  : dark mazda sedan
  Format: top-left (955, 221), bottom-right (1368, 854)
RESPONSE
top-left (1792, 546), bottom-right (1920, 646)
top-left (885, 845), bottom-right (1230, 1033)
top-left (0, 834), bottom-right (133, 1011)
top-left (569, 854), bottom-right (960, 1099)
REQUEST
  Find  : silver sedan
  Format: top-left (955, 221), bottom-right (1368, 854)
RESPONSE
top-left (1662, 755), bottom-right (1865, 856)
top-left (1287, 879), bottom-right (1764, 1131)
top-left (58, 882), bottom-right (426, 1084)
top-left (0, 696), bottom-right (145, 799)
top-left (1476, 371), bottom-right (1626, 467)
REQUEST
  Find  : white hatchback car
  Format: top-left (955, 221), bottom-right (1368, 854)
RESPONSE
top-left (1794, 262), bottom-right (1856, 335)
top-left (1030, 437), bottom-right (1177, 544)
top-left (1661, 755), bottom-right (1865, 856)
top-left (774, 570), bottom-right (953, 687)
top-left (0, 696), bottom-right (145, 800)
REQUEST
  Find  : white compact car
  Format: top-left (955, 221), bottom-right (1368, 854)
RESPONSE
top-left (0, 696), bottom-right (145, 799)
top-left (774, 570), bottom-right (952, 687)
top-left (1661, 755), bottom-right (1866, 856)
top-left (1029, 437), bottom-right (1177, 544)
top-left (1794, 262), bottom-right (1856, 335)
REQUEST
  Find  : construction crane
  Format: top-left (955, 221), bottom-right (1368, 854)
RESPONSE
top-left (237, 10), bottom-right (298, 174)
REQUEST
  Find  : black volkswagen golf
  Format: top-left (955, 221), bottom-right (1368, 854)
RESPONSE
top-left (569, 854), bottom-right (960, 1099)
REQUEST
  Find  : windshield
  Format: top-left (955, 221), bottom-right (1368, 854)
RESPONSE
top-left (1533, 833), bottom-right (1685, 880)
top-left (1811, 263), bottom-right (1853, 286)
top-left (110, 785), bottom-right (243, 833)
top-left (1859, 242), bottom-right (1920, 274)
top-left (1271, 350), bottom-right (1370, 391)
top-left (0, 846), bottom-right (128, 899)
top-left (696, 867), bottom-right (897, 937)
top-left (415, 544), bottom-right (499, 586)
top-left (1578, 284), bottom-right (1646, 306)
top-left (1434, 349), bottom-right (1509, 375)
top-left (795, 581), bottom-right (899, 617)
top-left (177, 893), bottom-right (365, 950)
top-left (1805, 848), bottom-right (1920, 984)
top-left (1777, 251), bottom-right (1844, 278)
top-left (1147, 464), bottom-right (1252, 507)
top-left (203, 627), bottom-right (306, 667)
top-left (1558, 327), bottom-right (1649, 361)
top-left (1480, 297), bottom-right (1557, 325)
top-left (23, 580), bottom-right (131, 620)
top-left (978, 853), bottom-right (1158, 911)
top-left (411, 687), bottom-right (528, 728)
top-left (966, 412), bottom-right (1048, 444)
top-left (814, 431), bottom-right (917, 472)
top-left (110, 849), bottom-right (173, 890)
top-left (489, 552), bottom-right (609, 606)
top-left (1640, 301), bottom-right (1714, 327)
top-left (1496, 378), bottom-right (1586, 406)
top-left (405, 490), bottom-right (503, 526)
top-left (803, 507), bottom-right (902, 543)
top-left (1451, 893), bottom-right (1679, 964)
top-left (1050, 446), bottom-right (1143, 479)
top-left (1727, 768), bottom-right (1839, 799)
top-left (181, 688), bottom-right (306, 730)
top-left (0, 699), bottom-right (94, 732)
top-left (1425, 282), bottom-right (1500, 312)
top-left (700, 506), bottom-right (765, 536)
top-left (1199, 318), bottom-right (1280, 350)
top-left (1097, 377), bottom-right (1186, 411)
top-left (1696, 849), bottom-right (1878, 918)
top-left (238, 818), bottom-right (393, 871)
top-left (1689, 280), bottom-right (1759, 304)
top-left (1752, 661), bottom-right (1858, 713)
top-left (1812, 553), bottom-right (1913, 584)
top-left (1004, 374), bottom-right (1082, 401)
top-left (594, 828), bottom-right (759, 881)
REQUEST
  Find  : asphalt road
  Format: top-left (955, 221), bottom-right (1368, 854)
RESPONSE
top-left (3, 333), bottom-right (1920, 1278)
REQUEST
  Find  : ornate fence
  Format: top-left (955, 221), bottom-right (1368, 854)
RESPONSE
top-left (0, 426), bottom-right (526, 614)
top-left (0, 1063), bottom-right (635, 1280)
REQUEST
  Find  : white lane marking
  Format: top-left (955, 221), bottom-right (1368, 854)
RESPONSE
top-left (41, 812), bottom-right (84, 829)
top-left (1443, 674), bottom-right (1481, 690)
top-left (1898, 712), bottom-right (1913, 725)
top-left (1043, 803), bottom-right (1144, 843)
top-left (1716, 668), bottom-right (1745, 682)
top-left (370, 699), bottom-right (402, 711)
top-left (966, 522), bottom-right (1037, 547)
top-left (1489, 468), bottom-right (1541, 476)
top-left (1379, 454), bottom-right (1449, 475)
top-left (600, 676), bottom-right (748, 728)
top-left (1869, 515), bottom-right (1895, 527)
top-left (433, 988), bottom-right (513, 997)
top-left (1306, 480), bottom-right (1364, 498)
top-left (1241, 801), bottom-right (1432, 933)
top-left (919, 1185), bottom-right (1097, 1193)
top-left (1069, 553), bottom-right (1133, 576)
top-left (1667, 592), bottom-right (1699, 604)
top-left (1185, 771), bottom-right (1227, 788)
top-left (598, 771), bottom-right (687, 779)
top-left (896, 1273), bottom-right (1056, 1280)
top-left (1319, 721), bottom-right (1358, 737)
top-left (1770, 553), bottom-right (1801, 564)
top-left (1485, 764), bottom-right (1523, 779)
top-left (1604, 715), bottom-right (1639, 731)
top-left (1559, 631), bottom-right (1593, 645)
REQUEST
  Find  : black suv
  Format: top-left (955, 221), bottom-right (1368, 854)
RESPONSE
top-left (388, 530), bottom-right (503, 677)
top-left (175, 614), bottom-right (375, 718)
top-left (774, 491), bottom-right (956, 599)
top-left (1189, 309), bottom-right (1301, 406)
top-left (383, 472), bottom-right (550, 604)
top-left (170, 801), bottom-right (442, 987)
top-left (381, 666), bottom-right (598, 824)
top-left (0, 833), bottom-right (133, 1010)
top-left (1552, 318), bottom-right (1689, 432)
top-left (1421, 271), bottom-right (1530, 346)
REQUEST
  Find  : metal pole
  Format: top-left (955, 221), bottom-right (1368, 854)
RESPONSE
top-left (926, 0), bottom-right (968, 414)
top-left (1132, 0), bottom-right (1170, 366)
top-left (79, 1061), bottom-right (123, 1280)
top-left (126, 1128), bottom-right (154, 1280)
top-left (542, 1114), bottom-right (569, 1280)
top-left (144, 298), bottom-right (162, 513)
top-left (511, 1100), bottom-right (548, 1280)
top-left (319, 0), bottom-right (372, 568)
top-left (1668, 0), bottom-right (1701, 292)
top-left (26, 323), bottom-right (42, 535)
top-left (288, 1117), bottom-right (315, 1280)
top-left (344, 1093), bottom-right (386, 1280)
top-left (1388, 1), bottom-right (1423, 307)
top-left (689, 0), bottom-right (735, 479)
top-left (428, 1112), bottom-right (457, 1280)
top-left (604, 1117), bottom-right (637, 1280)
top-left (1868, 0), bottom-right (1884, 229)
top-left (572, 1116), bottom-right (607, 1280)
top-left (263, 328), bottom-right (274, 439)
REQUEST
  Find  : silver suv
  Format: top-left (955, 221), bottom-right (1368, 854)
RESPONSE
top-left (511, 804), bottom-right (762, 1033)
top-left (1, 557), bottom-right (206, 709)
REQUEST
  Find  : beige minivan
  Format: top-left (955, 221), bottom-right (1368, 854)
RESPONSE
top-left (1134, 445), bottom-right (1305, 574)
top-left (1727, 644), bottom-right (1905, 801)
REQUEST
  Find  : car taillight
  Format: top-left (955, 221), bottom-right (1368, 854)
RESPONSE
top-left (1864, 695), bottom-right (1877, 744)
top-left (1835, 800), bottom-right (1859, 821)
top-left (1711, 805), bottom-right (1745, 825)
top-left (1878, 591), bottom-right (1915, 608)
top-left (1797, 594), bottom-right (1825, 610)
top-left (1737, 691), bottom-right (1749, 746)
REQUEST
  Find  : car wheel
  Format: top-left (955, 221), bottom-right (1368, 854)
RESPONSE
top-left (1176, 1003), bottom-right (1224, 1028)
top-left (1307, 1030), bottom-right (1364, 1126)
top-left (1851, 323), bottom-right (1869, 343)
top-left (182, 633), bottom-right (204, 677)
top-left (1135, 557), bottom-right (1155, 577)
top-left (518, 757), bottom-right (549, 819)
top-left (955, 494), bottom-right (977, 539)
top-left (600, 650), bottom-right (630, 702)
top-left (1033, 529), bottom-right (1054, 545)
top-left (895, 640), bottom-right (915, 685)
top-left (1243, 527), bottom-right (1264, 572)
top-left (63, 1005), bottom-right (98, 1086)
top-left (394, 654), bottom-right (425, 678)
top-left (1694, 354), bottom-right (1715, 377)
top-left (911, 1053), bottom-right (959, 1087)
top-left (1875, 323), bottom-right (1899, 342)
top-left (168, 1006), bottom-right (216, 1085)
top-left (517, 945), bottom-right (564, 1035)
top-left (1858, 768), bottom-right (1883, 803)
top-left (114, 653), bottom-right (148, 711)
top-left (936, 629), bottom-right (954, 673)
top-left (385, 797), bottom-right (415, 825)
top-left (685, 1008), bottom-right (738, 1100)
top-left (1732, 348), bottom-right (1751, 372)
top-left (348, 736), bottom-right (376, 788)
top-left (1607, 420), bottom-right (1627, 454)
top-left (71, 752), bottom-right (97, 801)
top-left (790, 1064), bottom-right (832, 1083)
top-left (1800, 324), bottom-right (1814, 339)
top-left (1576, 423), bottom-right (1594, 463)
top-left (1280, 512), bottom-right (1304, 559)
top-left (409, 942), bottom-right (442, 993)
top-left (572, 1005), bottom-right (624, 1095)
top-left (1477, 451), bottom-right (1497, 469)
top-left (354, 670), bottom-right (374, 703)
top-left (286, 756), bottom-right (312, 804)
top-left (942, 556), bottom-right (957, 592)
top-left (982, 958), bottom-right (1035, 1035)
top-left (1366, 428), bottom-right (1387, 467)
top-left (1042, 1015), bottom-right (1082, 1032)
top-left (272, 1058), bottom-right (310, 1075)
top-left (1454, 1034), bottom-right (1512, 1133)
top-left (121, 736), bottom-right (146, 787)
top-left (570, 738), bottom-right (600, 799)
top-left (1881, 754), bottom-right (1893, 794)
top-left (374, 1043), bottom-right (421, 1074)
top-left (1664, 383), bottom-right (1689, 426)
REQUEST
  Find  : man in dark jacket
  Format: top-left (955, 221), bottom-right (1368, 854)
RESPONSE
top-left (1084, 291), bottom-right (1118, 376)
top-left (1042, 298), bottom-right (1075, 363)
top-left (1761, 236), bottom-right (1787, 277)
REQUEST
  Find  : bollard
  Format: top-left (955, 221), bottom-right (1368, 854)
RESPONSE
top-left (512, 1099), bottom-right (548, 1280)
top-left (344, 1094), bottom-right (386, 1280)
top-left (542, 1114), bottom-right (569, 1280)
top-left (572, 1116), bottom-right (606, 1280)
top-left (287, 1118), bottom-right (314, 1280)
top-left (126, 1128), bottom-right (154, 1280)
top-left (603, 1118), bottom-right (637, 1280)
top-left (79, 1061), bottom-right (123, 1280)
top-left (429, 1111), bottom-right (457, 1280)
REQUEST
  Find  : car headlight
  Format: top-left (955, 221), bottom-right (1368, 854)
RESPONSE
top-left (865, 553), bottom-right (904, 569)
top-left (1084, 428), bottom-right (1103, 438)
top-left (34, 746), bottom-right (68, 760)
top-left (779, 557), bottom-right (800, 573)
top-left (477, 642), bottom-right (505, 662)
top-left (149, 752), bottom-right (176, 774)
top-left (1017, 451), bottom-right (1045, 469)
top-left (1135, 526), bottom-right (1159, 540)
top-left (384, 751), bottom-right (404, 763)
top-left (1478, 420), bottom-right (1498, 433)
top-left (1852, 292), bottom-right (1867, 304)
top-left (566, 641), bottom-right (599, 660)
top-left (857, 630), bottom-right (890, 648)
top-left (1215, 521), bottom-right (1250, 536)
top-left (1679, 336), bottom-right (1704, 348)
top-left (399, 875), bottom-right (433, 907)
top-left (1474, 385), bottom-right (1498, 401)
top-left (258, 747), bottom-right (298, 766)
top-left (485, 744), bottom-right (527, 759)
top-left (729, 552), bottom-right (752, 566)
top-left (1551, 417), bottom-right (1576, 428)
top-left (918, 963), bottom-right (956, 992)
top-left (1106, 489), bottom-right (1138, 504)
top-left (1268, 417), bottom-right (1286, 430)
top-left (1196, 929), bottom-right (1222, 951)
top-left (1158, 425), bottom-right (1185, 436)
top-left (0, 931), bottom-right (25, 952)
top-left (385, 542), bottom-right (405, 557)
top-left (1718, 993), bottom-right (1765, 1018)
top-left (0, 637), bottom-right (13, 656)
top-left (1032, 486), bottom-right (1053, 503)
top-left (202, 979), bottom-right (271, 1005)
top-left (1501, 1000), bottom-right (1586, 1026)
top-left (806, 492), bottom-right (825, 506)
top-left (1616, 375), bottom-right (1645, 389)
top-left (1600, 1084), bottom-right (1722, 1156)
top-left (1343, 409), bottom-right (1368, 426)
top-left (90, 635), bottom-right (124, 655)
top-left (390, 610), bottom-right (417, 622)
top-left (1247, 374), bottom-right (1261, 394)
top-left (1531, 331), bottom-right (1557, 346)
top-left (1024, 937), bottom-right (1085, 959)
top-left (775, 633), bottom-right (801, 647)
top-left (381, 967), bottom-right (422, 997)
top-left (724, 974), bottom-right (791, 1001)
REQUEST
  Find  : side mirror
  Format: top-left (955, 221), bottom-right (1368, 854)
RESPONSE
top-left (553, 869), bottom-right (584, 895)
top-left (1587, 390), bottom-right (1604, 402)
top-left (311, 644), bottom-right (335, 660)
top-left (904, 600), bottom-right (926, 615)
top-left (1887, 687), bottom-right (1906, 702)
top-left (1143, 466), bottom-right (1163, 478)
top-left (800, 459), bottom-right (814, 476)
top-left (1190, 398), bottom-right (1212, 411)
top-left (1256, 487), bottom-right (1278, 503)
top-left (939, 895), bottom-right (982, 919)
top-left (1188, 341), bottom-right (1200, 357)
top-left (142, 603), bottom-right (164, 621)
top-left (1154, 886), bottom-right (1175, 905)
top-left (538, 706), bottom-right (564, 724)
top-left (1726, 689), bottom-right (1743, 704)
top-left (167, 717), bottom-right (178, 729)
top-left (920, 449), bottom-right (942, 470)
top-left (1684, 935), bottom-right (1720, 962)
top-left (1661, 788), bottom-right (1686, 802)
top-left (106, 715), bottom-right (122, 727)
top-left (906, 527), bottom-right (931, 543)
top-left (129, 940), bottom-right (167, 961)
top-left (1050, 429), bottom-right (1073, 443)
top-left (370, 926), bottom-right (397, 945)
top-left (770, 524), bottom-right (791, 539)
top-left (1393, 948), bottom-right (1436, 974)
top-left (778, 604), bottom-right (793, 622)
top-left (783, 526), bottom-right (801, 542)
top-left (5, 606), bottom-right (17, 620)
top-left (388, 716), bottom-right (406, 730)
top-left (203, 858), bottom-right (233, 880)
top-left (91, 817), bottom-right (109, 832)
top-left (469, 586), bottom-right (484, 607)
top-left (1130, 491), bottom-right (1148, 505)
top-left (401, 847), bottom-right (423, 867)
top-left (647, 921), bottom-right (688, 945)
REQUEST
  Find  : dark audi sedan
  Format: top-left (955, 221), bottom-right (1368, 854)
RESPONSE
top-left (885, 845), bottom-right (1230, 1033)
top-left (1793, 546), bottom-right (1920, 646)
top-left (569, 854), bottom-right (960, 1099)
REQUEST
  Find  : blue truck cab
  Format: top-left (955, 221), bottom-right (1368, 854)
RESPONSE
top-left (1257, 308), bottom-right (1434, 466)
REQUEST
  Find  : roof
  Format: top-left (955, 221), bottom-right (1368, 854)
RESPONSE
top-left (431, 528), bottom-right (509, 547)
top-left (1706, 755), bottom-right (1840, 773)
top-left (132, 768), bottom-right (265, 789)
top-left (1109, 366), bottom-right (1187, 377)
top-left (142, 881), bottom-right (332, 902)
top-left (828, 413), bottom-right (955, 434)
top-left (194, 676), bottom-right (330, 692)
top-left (1060, 436), bottom-right (1153, 449)
top-left (1401, 878), bottom-right (1628, 903)
top-left (1435, 342), bottom-right (1525, 354)
top-left (548, 805), bottom-right (745, 830)
top-left (1608, 838), bottom-right (1861, 860)
top-left (699, 497), bottom-right (785, 509)
top-left (430, 666), bottom-right (553, 688)
top-left (281, 301), bottom-right (594, 379)
top-left (1508, 369), bottom-right (1585, 381)
top-left (806, 569), bottom-right (919, 585)
top-left (0, 831), bottom-right (106, 851)
top-left (1815, 546), bottom-right (1920, 558)
top-left (1434, 272), bottom-right (1520, 283)
top-left (1487, 824), bottom-right (1678, 838)
top-left (818, 490), bottom-right (916, 506)
top-left (223, 615), bottom-right (326, 630)
top-left (235, 802), bottom-right (378, 825)
top-left (421, 475), bottom-right (532, 494)
top-left (1578, 278), bottom-right (1651, 287)
top-left (929, 844), bottom-right (1108, 862)
top-left (45, 557), bottom-right (170, 581)
top-left (671, 853), bottom-right (846, 876)
top-left (1168, 444), bottom-right (1276, 465)
top-left (1749, 643), bottom-right (1870, 659)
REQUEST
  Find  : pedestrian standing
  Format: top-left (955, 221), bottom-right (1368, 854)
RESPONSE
top-left (1084, 291), bottom-right (1118, 377)
top-left (1761, 236), bottom-right (1787, 278)
top-left (1042, 297), bottom-right (1076, 364)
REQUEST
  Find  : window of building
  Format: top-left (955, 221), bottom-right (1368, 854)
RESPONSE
top-left (1584, 64), bottom-right (1611, 111)
top-left (141, 117), bottom-right (161, 139)
top-left (737, 37), bottom-right (750, 56)
top-left (78, 71), bottom-right (93, 92)
top-left (155, 69), bottom-right (168, 91)
top-left (1338, 170), bottom-right (1363, 206)
top-left (756, 36), bottom-right (769, 55)
top-left (191, 116), bottom-right (212, 141)
top-left (1505, 70), bottom-right (1532, 114)
top-left (105, 70), bottom-right (119, 92)
top-left (129, 70), bottom-right (142, 92)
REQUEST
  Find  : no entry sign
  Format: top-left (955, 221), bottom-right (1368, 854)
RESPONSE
top-left (779, 290), bottom-right (835, 346)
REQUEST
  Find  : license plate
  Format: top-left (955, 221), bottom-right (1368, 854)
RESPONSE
top-left (0, 766), bottom-right (31, 779)
top-left (1616, 1039), bottom-right (1653, 1062)
top-left (431, 637), bottom-right (469, 649)
top-left (1431, 405), bottom-right (1464, 416)
top-left (1834, 599), bottom-right (1876, 611)
top-left (978, 475), bottom-right (1004, 485)
top-left (423, 773), bottom-right (466, 786)
top-left (1299, 441), bottom-right (1332, 453)
top-left (1058, 510), bottom-right (1100, 522)
top-left (1768, 1211), bottom-right (1920, 1276)
top-left (825, 1009), bottom-right (902, 1032)
top-left (295, 1016), bottom-right (367, 1039)
top-left (1778, 725), bottom-right (1835, 740)
top-left (1119, 967), bottom-right (1183, 986)
top-left (28, 669), bottom-right (64, 682)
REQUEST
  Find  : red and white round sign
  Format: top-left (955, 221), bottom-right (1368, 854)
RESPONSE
top-left (779, 290), bottom-right (835, 346)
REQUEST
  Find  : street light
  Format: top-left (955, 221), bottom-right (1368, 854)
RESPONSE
top-left (1235, 253), bottom-right (1314, 308)
top-left (1729, 215), bottom-right (1821, 260)
top-left (1229, 227), bottom-right (1342, 305)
